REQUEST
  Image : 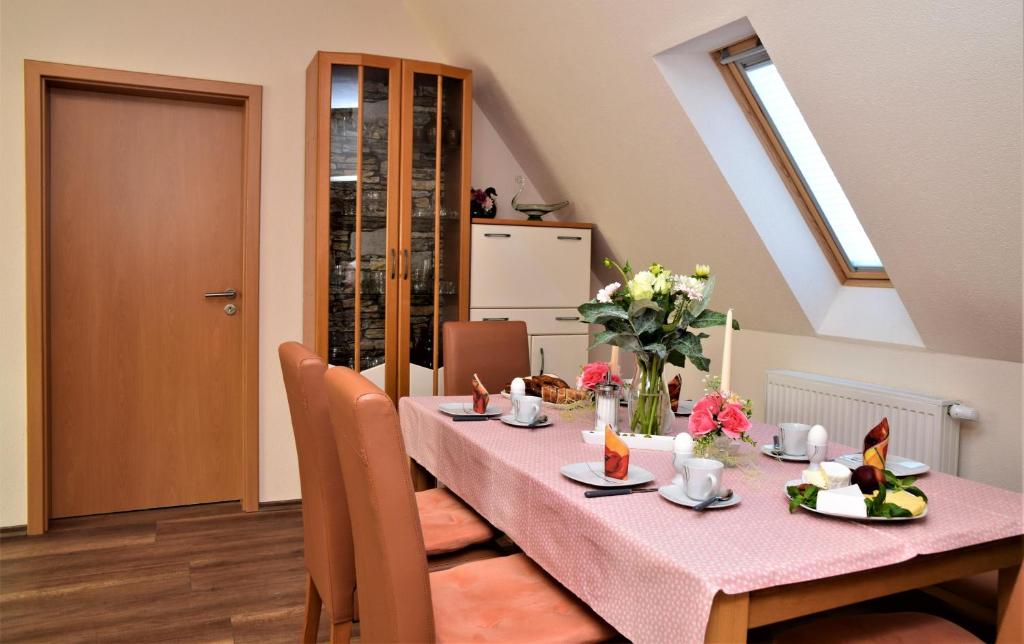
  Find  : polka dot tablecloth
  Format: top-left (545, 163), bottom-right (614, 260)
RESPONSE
top-left (399, 396), bottom-right (1023, 643)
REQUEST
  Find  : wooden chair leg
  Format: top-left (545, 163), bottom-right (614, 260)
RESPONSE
top-left (329, 620), bottom-right (353, 643)
top-left (303, 575), bottom-right (323, 644)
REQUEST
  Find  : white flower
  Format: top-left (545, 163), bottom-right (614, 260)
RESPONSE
top-left (595, 282), bottom-right (621, 303)
top-left (694, 264), bottom-right (711, 278)
top-left (674, 275), bottom-right (707, 302)
top-left (653, 273), bottom-right (672, 296)
top-left (628, 271), bottom-right (656, 300)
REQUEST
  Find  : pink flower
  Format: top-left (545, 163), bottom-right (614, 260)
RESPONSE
top-left (577, 362), bottom-right (623, 390)
top-left (688, 407), bottom-right (717, 437)
top-left (718, 403), bottom-right (751, 439)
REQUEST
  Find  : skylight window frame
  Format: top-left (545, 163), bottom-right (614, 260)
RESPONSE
top-left (715, 37), bottom-right (890, 286)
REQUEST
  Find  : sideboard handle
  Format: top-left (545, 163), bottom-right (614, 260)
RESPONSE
top-left (557, 235), bottom-right (583, 241)
top-left (555, 316), bottom-right (580, 321)
top-left (482, 317), bottom-right (510, 321)
top-left (484, 233), bottom-right (511, 238)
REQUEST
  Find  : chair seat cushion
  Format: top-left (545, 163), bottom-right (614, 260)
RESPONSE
top-left (774, 612), bottom-right (981, 644)
top-left (430, 553), bottom-right (615, 643)
top-left (416, 488), bottom-right (495, 555)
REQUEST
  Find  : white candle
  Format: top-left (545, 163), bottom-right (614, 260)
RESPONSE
top-left (721, 308), bottom-right (733, 393)
top-left (609, 346), bottom-right (620, 378)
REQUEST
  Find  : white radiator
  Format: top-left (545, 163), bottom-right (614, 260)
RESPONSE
top-left (764, 370), bottom-right (961, 474)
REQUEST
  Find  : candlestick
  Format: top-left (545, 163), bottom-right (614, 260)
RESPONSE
top-left (609, 346), bottom-right (620, 378)
top-left (721, 308), bottom-right (733, 393)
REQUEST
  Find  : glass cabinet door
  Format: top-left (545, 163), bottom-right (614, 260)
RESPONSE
top-left (401, 66), bottom-right (469, 396)
top-left (327, 63), bottom-right (397, 394)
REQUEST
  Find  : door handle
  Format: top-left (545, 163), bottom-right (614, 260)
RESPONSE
top-left (390, 249), bottom-right (396, 279)
top-left (402, 249), bottom-right (409, 280)
top-left (557, 235), bottom-right (583, 241)
top-left (555, 316), bottom-right (580, 321)
top-left (539, 347), bottom-right (545, 375)
top-left (204, 288), bottom-right (237, 299)
top-left (482, 317), bottom-right (509, 321)
top-left (484, 233), bottom-right (511, 238)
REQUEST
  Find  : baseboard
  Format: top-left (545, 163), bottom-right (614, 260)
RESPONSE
top-left (0, 524), bottom-right (28, 538)
top-left (258, 498), bottom-right (301, 511)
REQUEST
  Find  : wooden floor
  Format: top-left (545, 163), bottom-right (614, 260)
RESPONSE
top-left (1, 502), bottom-right (331, 643)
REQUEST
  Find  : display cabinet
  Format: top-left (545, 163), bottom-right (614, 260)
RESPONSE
top-left (304, 52), bottom-right (471, 398)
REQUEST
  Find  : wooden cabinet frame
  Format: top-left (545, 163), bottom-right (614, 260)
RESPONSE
top-left (304, 53), bottom-right (472, 400)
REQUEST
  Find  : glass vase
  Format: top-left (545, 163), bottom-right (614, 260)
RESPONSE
top-left (696, 433), bottom-right (742, 467)
top-left (626, 357), bottom-right (673, 436)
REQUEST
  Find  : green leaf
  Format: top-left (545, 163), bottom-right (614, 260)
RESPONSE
top-left (578, 302), bottom-right (629, 324)
top-left (666, 351), bottom-right (687, 369)
top-left (690, 309), bottom-right (726, 328)
top-left (669, 332), bottom-right (703, 357)
top-left (588, 329), bottom-right (621, 350)
top-left (633, 309), bottom-right (661, 336)
top-left (688, 353), bottom-right (710, 371)
top-left (629, 298), bottom-right (661, 316)
top-left (904, 486), bottom-right (928, 502)
top-left (643, 343), bottom-right (668, 359)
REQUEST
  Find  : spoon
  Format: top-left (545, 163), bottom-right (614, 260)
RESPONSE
top-left (527, 415), bottom-right (549, 428)
top-left (693, 488), bottom-right (734, 511)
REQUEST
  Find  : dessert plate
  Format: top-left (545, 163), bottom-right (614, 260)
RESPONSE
top-left (658, 485), bottom-right (740, 509)
top-left (833, 454), bottom-right (930, 477)
top-left (560, 462), bottom-right (654, 488)
top-left (437, 402), bottom-right (503, 417)
top-left (499, 414), bottom-right (552, 428)
top-left (760, 444), bottom-right (809, 462)
top-left (783, 479), bottom-right (927, 522)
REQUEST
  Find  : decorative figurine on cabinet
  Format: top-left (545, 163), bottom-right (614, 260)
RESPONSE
top-left (470, 187), bottom-right (498, 218)
top-left (511, 175), bottom-right (569, 221)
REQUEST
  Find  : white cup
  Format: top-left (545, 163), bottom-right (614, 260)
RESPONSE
top-left (680, 458), bottom-right (723, 501)
top-left (513, 395), bottom-right (542, 424)
top-left (780, 423), bottom-right (812, 456)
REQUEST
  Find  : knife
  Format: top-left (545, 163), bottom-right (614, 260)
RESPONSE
top-left (584, 488), bottom-right (658, 498)
top-left (452, 415), bottom-right (493, 422)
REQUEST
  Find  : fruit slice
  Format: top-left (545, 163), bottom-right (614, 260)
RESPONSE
top-left (471, 373), bottom-right (489, 414)
top-left (604, 425), bottom-right (629, 480)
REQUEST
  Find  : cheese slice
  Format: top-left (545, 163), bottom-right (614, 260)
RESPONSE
top-left (870, 489), bottom-right (927, 517)
top-left (801, 462), bottom-right (852, 490)
top-left (816, 484), bottom-right (868, 518)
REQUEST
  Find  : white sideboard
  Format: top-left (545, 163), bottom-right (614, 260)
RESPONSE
top-left (470, 220), bottom-right (592, 381)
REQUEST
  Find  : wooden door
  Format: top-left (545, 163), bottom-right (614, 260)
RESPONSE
top-left (47, 86), bottom-right (247, 518)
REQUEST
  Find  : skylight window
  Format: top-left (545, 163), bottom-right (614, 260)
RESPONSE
top-left (719, 37), bottom-right (887, 283)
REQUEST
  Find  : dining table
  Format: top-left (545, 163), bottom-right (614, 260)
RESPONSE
top-left (398, 395), bottom-right (1023, 643)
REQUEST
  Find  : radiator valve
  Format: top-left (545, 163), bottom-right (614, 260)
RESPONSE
top-left (948, 404), bottom-right (979, 422)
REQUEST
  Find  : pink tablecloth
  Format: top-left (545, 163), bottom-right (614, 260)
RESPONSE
top-left (399, 396), bottom-right (1023, 643)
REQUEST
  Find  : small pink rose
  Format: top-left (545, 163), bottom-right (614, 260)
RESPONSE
top-left (718, 403), bottom-right (751, 439)
top-left (577, 362), bottom-right (623, 390)
top-left (691, 392), bottom-right (723, 418)
top-left (688, 407), bottom-right (717, 437)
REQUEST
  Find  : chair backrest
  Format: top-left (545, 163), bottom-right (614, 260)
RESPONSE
top-left (442, 320), bottom-right (531, 395)
top-left (277, 342), bottom-right (356, 623)
top-left (324, 366), bottom-right (435, 643)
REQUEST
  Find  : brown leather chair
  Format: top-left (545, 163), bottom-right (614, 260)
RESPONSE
top-left (443, 320), bottom-right (531, 395)
top-left (324, 365), bottom-right (617, 643)
top-left (278, 342), bottom-right (497, 642)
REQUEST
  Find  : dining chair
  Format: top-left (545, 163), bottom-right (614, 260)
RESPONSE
top-left (442, 320), bottom-right (531, 395)
top-left (773, 612), bottom-right (982, 643)
top-left (278, 342), bottom-right (498, 643)
top-left (323, 365), bottom-right (617, 643)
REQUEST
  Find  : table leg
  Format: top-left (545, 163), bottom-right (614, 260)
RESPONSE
top-left (705, 591), bottom-right (750, 643)
top-left (997, 563), bottom-right (1021, 642)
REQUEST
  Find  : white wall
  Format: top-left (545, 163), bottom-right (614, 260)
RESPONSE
top-left (0, 0), bottom-right (531, 527)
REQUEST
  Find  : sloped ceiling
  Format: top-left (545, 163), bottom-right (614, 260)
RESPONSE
top-left (408, 0), bottom-right (1023, 362)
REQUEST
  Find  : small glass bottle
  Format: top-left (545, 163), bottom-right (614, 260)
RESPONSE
top-left (594, 381), bottom-right (621, 433)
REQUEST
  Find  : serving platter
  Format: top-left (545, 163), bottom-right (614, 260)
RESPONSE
top-left (783, 479), bottom-right (927, 522)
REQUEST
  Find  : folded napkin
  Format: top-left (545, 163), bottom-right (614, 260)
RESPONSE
top-left (864, 417), bottom-right (890, 470)
top-left (471, 373), bottom-right (489, 414)
top-left (604, 425), bottom-right (629, 479)
top-left (668, 374), bottom-right (682, 413)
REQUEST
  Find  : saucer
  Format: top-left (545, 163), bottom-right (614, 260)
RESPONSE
top-left (438, 402), bottom-right (503, 417)
top-left (760, 444), bottom-right (810, 462)
top-left (658, 485), bottom-right (741, 509)
top-left (499, 414), bottom-right (552, 428)
top-left (560, 462), bottom-right (655, 488)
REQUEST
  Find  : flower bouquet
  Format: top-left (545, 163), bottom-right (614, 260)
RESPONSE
top-left (689, 390), bottom-right (755, 465)
top-left (579, 261), bottom-right (738, 436)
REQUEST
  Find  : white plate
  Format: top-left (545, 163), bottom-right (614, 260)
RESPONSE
top-left (499, 414), bottom-right (553, 428)
top-left (760, 444), bottom-right (810, 462)
top-left (658, 485), bottom-right (741, 509)
top-left (560, 462), bottom-right (655, 488)
top-left (437, 402), bottom-right (503, 417)
top-left (833, 454), bottom-right (930, 477)
top-left (783, 479), bottom-right (928, 521)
